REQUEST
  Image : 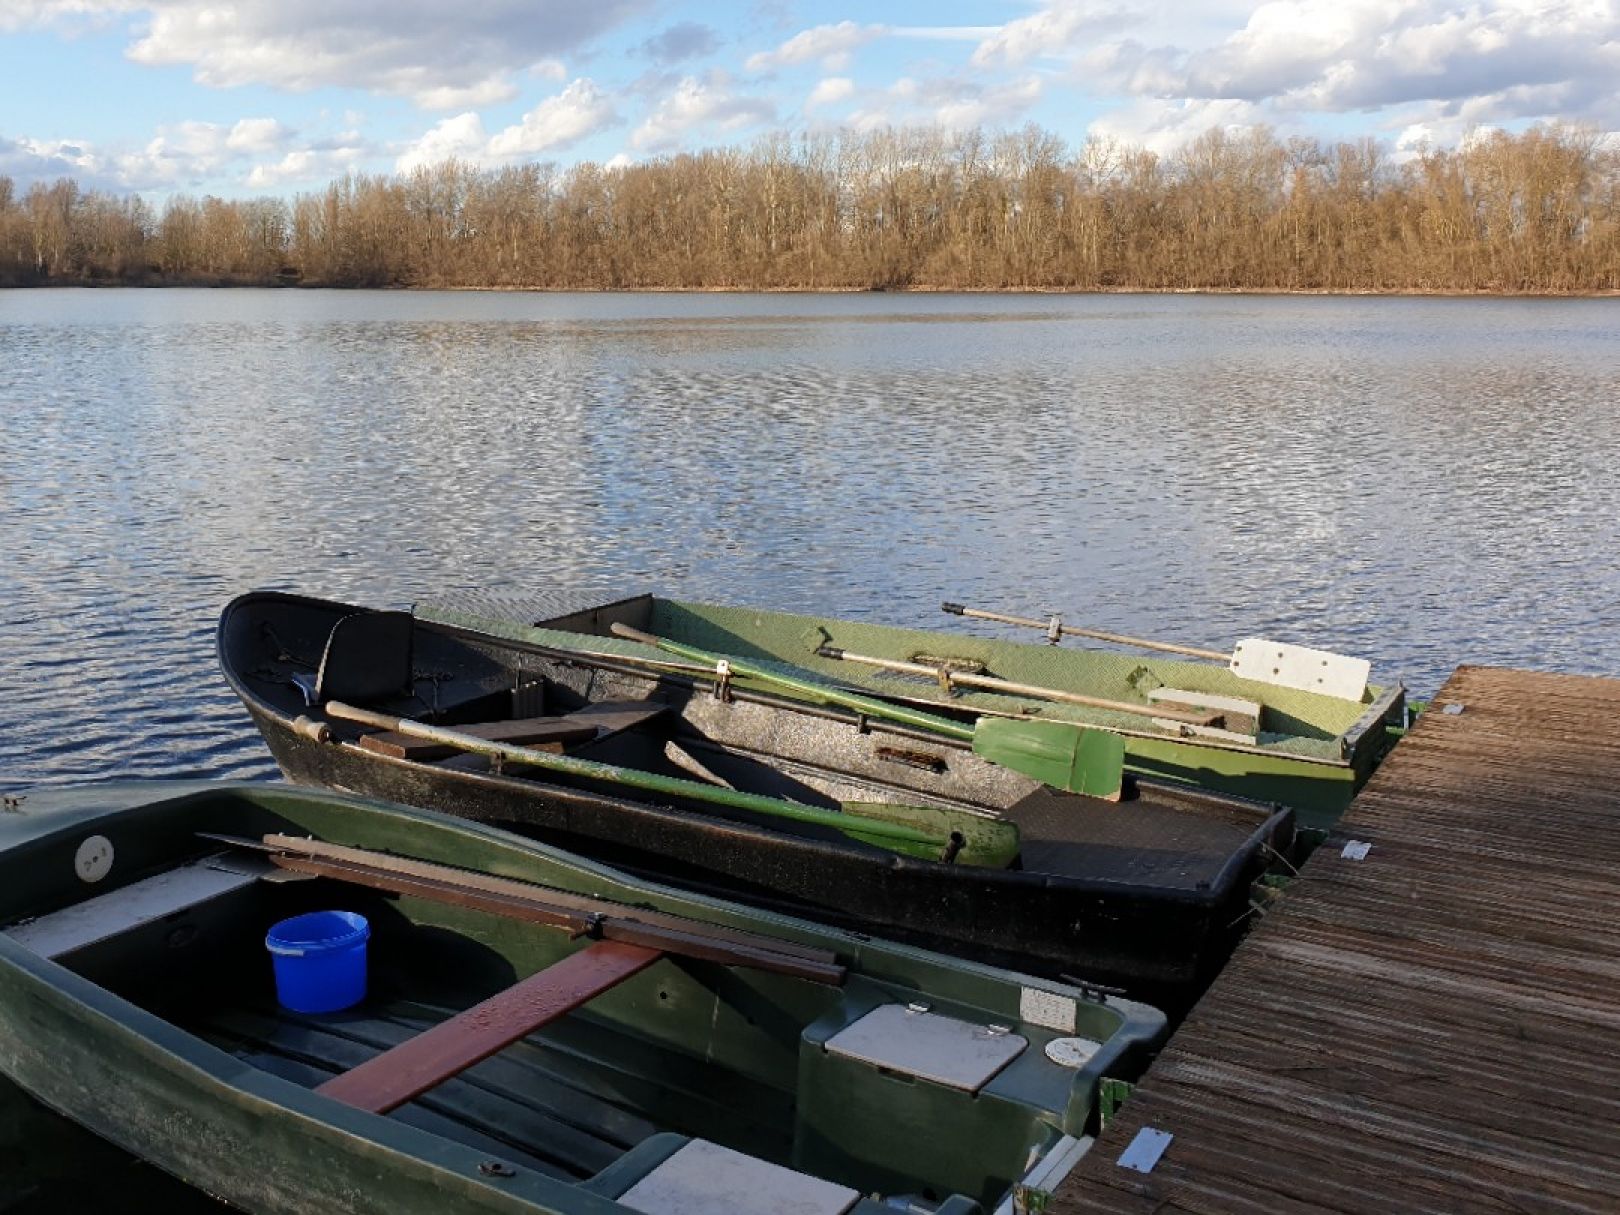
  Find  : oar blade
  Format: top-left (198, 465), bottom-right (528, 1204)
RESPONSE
top-left (841, 801), bottom-right (1021, 868)
top-left (971, 718), bottom-right (1127, 801)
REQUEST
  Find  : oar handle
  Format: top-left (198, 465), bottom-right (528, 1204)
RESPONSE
top-left (609, 623), bottom-right (663, 649)
top-left (321, 701), bottom-right (944, 848)
top-left (608, 623), bottom-right (976, 742)
top-left (817, 646), bottom-right (1218, 726)
top-left (943, 602), bottom-right (1228, 662)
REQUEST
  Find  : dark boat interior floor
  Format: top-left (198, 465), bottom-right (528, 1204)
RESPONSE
top-left (193, 999), bottom-right (791, 1183)
top-left (1003, 788), bottom-right (1264, 888)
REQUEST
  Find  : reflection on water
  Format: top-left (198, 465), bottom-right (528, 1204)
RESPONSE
top-left (2, 289), bottom-right (1617, 785)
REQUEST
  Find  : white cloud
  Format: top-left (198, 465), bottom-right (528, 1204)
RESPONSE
top-left (971, 1), bottom-right (1133, 68)
top-left (133, 117), bottom-right (295, 185)
top-left (0, 1), bottom-right (136, 32)
top-left (806, 77), bottom-right (856, 109)
top-left (488, 79), bottom-right (620, 156)
top-left (245, 138), bottom-right (369, 187)
top-left (394, 113), bottom-right (490, 175)
top-left (225, 117), bottom-right (291, 154)
top-left (0, 113), bottom-right (364, 193)
top-left (1135, 0), bottom-right (1620, 121)
top-left (746, 21), bottom-right (886, 73)
top-left (1088, 97), bottom-right (1268, 157)
top-left (413, 80), bottom-right (521, 112)
top-left (631, 75), bottom-right (774, 151)
top-left (0, 134), bottom-right (106, 184)
top-left (394, 79), bottom-right (620, 172)
top-left (845, 74), bottom-right (1044, 133)
top-left (42, 0), bottom-right (651, 109)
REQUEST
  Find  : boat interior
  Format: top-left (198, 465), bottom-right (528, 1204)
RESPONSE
top-left (509, 593), bottom-right (1386, 752)
top-left (0, 786), bottom-right (1158, 1213)
top-left (222, 592), bottom-right (1294, 893)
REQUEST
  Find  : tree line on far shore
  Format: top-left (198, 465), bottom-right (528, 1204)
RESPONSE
top-left (2, 123), bottom-right (1616, 293)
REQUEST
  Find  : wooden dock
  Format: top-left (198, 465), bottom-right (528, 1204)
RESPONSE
top-left (1050, 665), bottom-right (1620, 1214)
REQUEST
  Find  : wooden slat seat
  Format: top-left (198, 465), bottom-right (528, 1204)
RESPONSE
top-left (315, 940), bottom-right (664, 1115)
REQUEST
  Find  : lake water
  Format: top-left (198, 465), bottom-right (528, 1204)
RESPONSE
top-left (2, 288), bottom-right (1617, 787)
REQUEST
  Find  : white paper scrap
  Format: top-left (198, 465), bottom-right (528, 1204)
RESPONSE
top-left (1117, 1127), bottom-right (1173, 1174)
top-left (1341, 840), bottom-right (1372, 861)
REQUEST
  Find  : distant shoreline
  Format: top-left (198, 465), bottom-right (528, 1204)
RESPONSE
top-left (7, 282), bottom-right (1619, 298)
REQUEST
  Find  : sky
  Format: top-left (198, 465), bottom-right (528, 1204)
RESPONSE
top-left (1, 1), bottom-right (1617, 199)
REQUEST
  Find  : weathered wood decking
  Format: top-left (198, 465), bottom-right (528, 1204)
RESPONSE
top-left (1052, 665), bottom-right (1620, 1214)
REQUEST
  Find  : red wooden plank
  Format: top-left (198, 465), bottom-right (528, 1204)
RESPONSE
top-left (315, 940), bottom-right (663, 1114)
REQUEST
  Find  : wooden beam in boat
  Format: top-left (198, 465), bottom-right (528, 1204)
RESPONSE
top-left (256, 833), bottom-right (839, 968)
top-left (357, 716), bottom-right (599, 761)
top-left (314, 939), bottom-right (663, 1115)
top-left (203, 833), bottom-right (844, 984)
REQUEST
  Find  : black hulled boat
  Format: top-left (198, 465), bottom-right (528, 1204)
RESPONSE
top-left (220, 590), bottom-right (1292, 1004)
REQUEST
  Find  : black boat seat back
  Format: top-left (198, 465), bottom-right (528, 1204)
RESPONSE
top-left (309, 610), bottom-right (415, 704)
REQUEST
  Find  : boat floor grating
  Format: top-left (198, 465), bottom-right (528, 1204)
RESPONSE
top-left (194, 999), bottom-right (763, 1182)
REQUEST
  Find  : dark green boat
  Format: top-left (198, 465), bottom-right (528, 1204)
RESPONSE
top-left (418, 591), bottom-right (1405, 836)
top-left (0, 782), bottom-right (1164, 1215)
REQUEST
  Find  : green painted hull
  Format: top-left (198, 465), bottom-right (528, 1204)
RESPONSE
top-left (420, 593), bottom-right (1405, 836)
top-left (0, 782), bottom-right (1163, 1214)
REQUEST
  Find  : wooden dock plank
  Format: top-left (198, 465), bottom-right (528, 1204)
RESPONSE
top-left (1051, 665), bottom-right (1620, 1214)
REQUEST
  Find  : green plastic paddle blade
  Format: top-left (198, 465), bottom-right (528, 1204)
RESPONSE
top-left (842, 802), bottom-right (1021, 868)
top-left (971, 718), bottom-right (1128, 800)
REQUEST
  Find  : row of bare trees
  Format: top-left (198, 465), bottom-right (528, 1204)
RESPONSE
top-left (2, 124), bottom-right (1616, 292)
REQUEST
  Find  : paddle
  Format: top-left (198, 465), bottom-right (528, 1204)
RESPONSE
top-left (322, 701), bottom-right (1020, 867)
top-left (813, 645), bottom-right (1219, 726)
top-left (942, 601), bottom-right (1371, 701)
top-left (606, 624), bottom-right (1128, 801)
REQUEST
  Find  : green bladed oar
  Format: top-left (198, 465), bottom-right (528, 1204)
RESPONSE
top-left (323, 701), bottom-right (1019, 867)
top-left (607, 624), bottom-right (1127, 800)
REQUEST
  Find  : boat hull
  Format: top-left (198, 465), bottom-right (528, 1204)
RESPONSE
top-left (253, 699), bottom-right (1265, 1001)
top-left (0, 782), bottom-right (1165, 1214)
top-left (431, 593), bottom-right (1403, 836)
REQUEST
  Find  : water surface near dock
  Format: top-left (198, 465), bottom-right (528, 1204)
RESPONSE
top-left (2, 290), bottom-right (1616, 785)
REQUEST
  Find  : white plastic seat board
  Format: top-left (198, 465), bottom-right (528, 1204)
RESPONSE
top-left (4, 854), bottom-right (271, 959)
top-left (617, 1139), bottom-right (858, 1215)
top-left (824, 1003), bottom-right (1027, 1092)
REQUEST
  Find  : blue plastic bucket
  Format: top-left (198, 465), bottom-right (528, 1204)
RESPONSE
top-left (265, 910), bottom-right (370, 1013)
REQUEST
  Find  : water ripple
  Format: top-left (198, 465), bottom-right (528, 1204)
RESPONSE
top-left (2, 290), bottom-right (1618, 786)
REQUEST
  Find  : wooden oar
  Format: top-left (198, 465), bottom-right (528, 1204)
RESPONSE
top-left (322, 701), bottom-right (1019, 867)
top-left (815, 645), bottom-right (1219, 726)
top-left (942, 601), bottom-right (1372, 700)
top-left (942, 602), bottom-right (1227, 660)
top-left (606, 624), bottom-right (1128, 801)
